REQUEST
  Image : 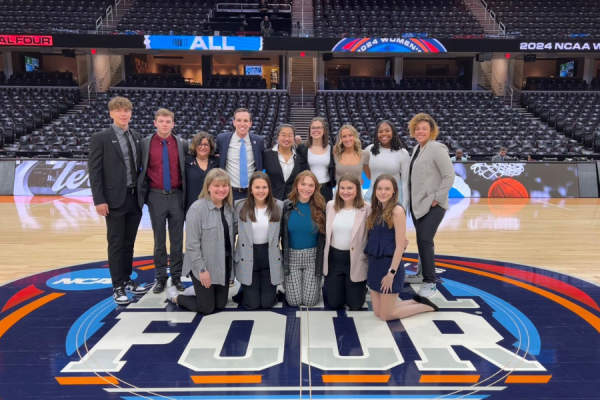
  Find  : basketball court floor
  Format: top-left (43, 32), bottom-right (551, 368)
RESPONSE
top-left (1, 196), bottom-right (599, 400)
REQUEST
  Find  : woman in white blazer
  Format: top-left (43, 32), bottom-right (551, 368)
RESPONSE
top-left (408, 113), bottom-right (455, 298)
top-left (323, 172), bottom-right (371, 311)
top-left (233, 171), bottom-right (284, 310)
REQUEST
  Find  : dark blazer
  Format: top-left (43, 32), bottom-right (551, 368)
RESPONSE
top-left (216, 131), bottom-right (264, 174)
top-left (262, 148), bottom-right (308, 201)
top-left (137, 133), bottom-right (189, 209)
top-left (297, 143), bottom-right (336, 188)
top-left (184, 154), bottom-right (219, 214)
top-left (281, 200), bottom-right (325, 278)
top-left (88, 126), bottom-right (142, 209)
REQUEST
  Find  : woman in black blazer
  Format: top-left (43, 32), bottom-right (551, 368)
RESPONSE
top-left (262, 124), bottom-right (308, 201)
top-left (296, 117), bottom-right (336, 202)
top-left (185, 132), bottom-right (219, 215)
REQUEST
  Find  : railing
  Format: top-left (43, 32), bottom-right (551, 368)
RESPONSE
top-left (87, 79), bottom-right (97, 103)
top-left (215, 3), bottom-right (291, 12)
top-left (472, 0), bottom-right (505, 36)
top-left (95, 0), bottom-right (129, 33)
top-left (505, 84), bottom-right (514, 108)
top-left (95, 16), bottom-right (103, 33)
top-left (301, 80), bottom-right (304, 108)
top-left (481, 61), bottom-right (504, 94)
top-left (106, 5), bottom-right (113, 26)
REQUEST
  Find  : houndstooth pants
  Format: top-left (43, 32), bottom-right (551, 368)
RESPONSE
top-left (284, 247), bottom-right (321, 306)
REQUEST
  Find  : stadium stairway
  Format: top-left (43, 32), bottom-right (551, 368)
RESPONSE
top-left (292, 0), bottom-right (313, 37)
top-left (464, 0), bottom-right (501, 35)
top-left (289, 105), bottom-right (314, 140)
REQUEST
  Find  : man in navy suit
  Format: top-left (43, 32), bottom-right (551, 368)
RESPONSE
top-left (216, 108), bottom-right (264, 201)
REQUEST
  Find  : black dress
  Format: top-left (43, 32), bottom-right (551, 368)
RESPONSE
top-left (184, 154), bottom-right (219, 215)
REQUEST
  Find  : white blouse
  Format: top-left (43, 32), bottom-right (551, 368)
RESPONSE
top-left (331, 208), bottom-right (356, 250)
top-left (307, 145), bottom-right (331, 183)
top-left (252, 207), bottom-right (269, 244)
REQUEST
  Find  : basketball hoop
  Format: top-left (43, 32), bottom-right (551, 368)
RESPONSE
top-left (470, 163), bottom-right (525, 180)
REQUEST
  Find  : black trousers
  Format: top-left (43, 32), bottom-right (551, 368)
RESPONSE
top-left (241, 243), bottom-right (277, 310)
top-left (411, 205), bottom-right (446, 284)
top-left (232, 189), bottom-right (248, 202)
top-left (325, 247), bottom-right (367, 311)
top-left (178, 258), bottom-right (231, 315)
top-left (105, 190), bottom-right (142, 288)
top-left (320, 181), bottom-right (333, 203)
top-left (147, 190), bottom-right (184, 281)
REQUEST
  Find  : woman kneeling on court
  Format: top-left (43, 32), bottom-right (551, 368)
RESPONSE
top-left (366, 174), bottom-right (438, 321)
top-left (167, 168), bottom-right (236, 314)
top-left (281, 170), bottom-right (326, 306)
top-left (233, 172), bottom-right (284, 310)
top-left (323, 172), bottom-right (370, 311)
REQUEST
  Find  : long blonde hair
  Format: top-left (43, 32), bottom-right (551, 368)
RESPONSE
top-left (334, 124), bottom-right (362, 158)
top-left (199, 168), bottom-right (233, 208)
top-left (366, 174), bottom-right (398, 230)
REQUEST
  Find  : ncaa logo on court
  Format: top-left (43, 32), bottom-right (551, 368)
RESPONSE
top-left (46, 268), bottom-right (138, 291)
top-left (1, 255), bottom-right (600, 400)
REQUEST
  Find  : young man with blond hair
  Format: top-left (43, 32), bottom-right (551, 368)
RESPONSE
top-left (88, 96), bottom-right (149, 305)
top-left (138, 108), bottom-right (189, 294)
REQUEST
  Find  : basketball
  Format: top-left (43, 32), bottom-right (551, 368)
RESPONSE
top-left (488, 178), bottom-right (529, 198)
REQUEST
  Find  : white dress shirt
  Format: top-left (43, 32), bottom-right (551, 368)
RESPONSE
top-left (225, 132), bottom-right (255, 188)
top-left (272, 143), bottom-right (296, 182)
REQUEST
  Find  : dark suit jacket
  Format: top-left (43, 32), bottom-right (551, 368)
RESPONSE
top-left (88, 126), bottom-right (142, 209)
top-left (216, 131), bottom-right (264, 174)
top-left (262, 148), bottom-right (308, 200)
top-left (137, 133), bottom-right (189, 209)
top-left (296, 143), bottom-right (336, 188)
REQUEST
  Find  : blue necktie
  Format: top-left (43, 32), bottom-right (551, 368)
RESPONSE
top-left (240, 139), bottom-right (248, 188)
top-left (162, 140), bottom-right (171, 192)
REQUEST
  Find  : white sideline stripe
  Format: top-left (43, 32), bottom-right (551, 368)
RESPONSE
top-left (104, 386), bottom-right (507, 393)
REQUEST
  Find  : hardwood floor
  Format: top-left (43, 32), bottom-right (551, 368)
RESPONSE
top-left (1, 196), bottom-right (599, 285)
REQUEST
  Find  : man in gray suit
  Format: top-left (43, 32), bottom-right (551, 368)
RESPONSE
top-left (138, 108), bottom-right (189, 294)
top-left (491, 147), bottom-right (508, 162)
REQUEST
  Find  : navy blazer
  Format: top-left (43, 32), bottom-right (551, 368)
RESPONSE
top-left (216, 131), bottom-right (264, 173)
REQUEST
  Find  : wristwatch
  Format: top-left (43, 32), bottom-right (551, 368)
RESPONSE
top-left (200, 267), bottom-right (207, 273)
top-left (388, 268), bottom-right (396, 275)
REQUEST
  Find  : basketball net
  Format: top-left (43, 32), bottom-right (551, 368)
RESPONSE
top-left (470, 163), bottom-right (525, 180)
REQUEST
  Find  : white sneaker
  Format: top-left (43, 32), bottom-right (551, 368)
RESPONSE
top-left (166, 286), bottom-right (179, 304)
top-left (113, 287), bottom-right (129, 305)
top-left (418, 282), bottom-right (438, 298)
top-left (183, 285), bottom-right (196, 296)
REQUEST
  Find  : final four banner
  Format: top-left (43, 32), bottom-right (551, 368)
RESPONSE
top-left (143, 35), bottom-right (263, 51)
top-left (331, 37), bottom-right (448, 52)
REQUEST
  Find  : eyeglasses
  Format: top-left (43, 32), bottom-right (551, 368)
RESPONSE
top-left (310, 127), bottom-right (324, 131)
top-left (197, 143), bottom-right (210, 148)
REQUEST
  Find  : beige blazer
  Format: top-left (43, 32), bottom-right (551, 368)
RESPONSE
top-left (409, 140), bottom-right (455, 219)
top-left (323, 200), bottom-right (371, 282)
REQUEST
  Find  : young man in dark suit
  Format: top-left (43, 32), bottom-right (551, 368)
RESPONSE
top-left (138, 108), bottom-right (189, 294)
top-left (216, 108), bottom-right (264, 201)
top-left (88, 96), bottom-right (149, 305)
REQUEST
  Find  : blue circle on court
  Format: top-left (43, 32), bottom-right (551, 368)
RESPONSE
top-left (46, 268), bottom-right (138, 291)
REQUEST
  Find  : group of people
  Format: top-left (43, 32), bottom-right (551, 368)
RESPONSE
top-left (88, 96), bottom-right (455, 323)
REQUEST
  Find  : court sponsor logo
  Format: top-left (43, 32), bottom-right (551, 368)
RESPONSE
top-left (1, 255), bottom-right (599, 400)
top-left (13, 160), bottom-right (91, 196)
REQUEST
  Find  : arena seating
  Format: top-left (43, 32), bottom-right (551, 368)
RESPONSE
top-left (337, 77), bottom-right (399, 91)
top-left (400, 77), bottom-right (467, 90)
top-left (0, 72), bottom-right (5, 84)
top-left (204, 75), bottom-right (267, 89)
top-left (116, 74), bottom-right (192, 88)
top-left (490, 0), bottom-right (600, 38)
top-left (314, 0), bottom-right (484, 38)
top-left (4, 72), bottom-right (78, 86)
top-left (116, 0), bottom-right (214, 35)
top-left (521, 92), bottom-right (600, 153)
top-left (334, 77), bottom-right (467, 91)
top-left (0, 88), bottom-right (80, 151)
top-left (523, 77), bottom-right (587, 91)
top-left (316, 91), bottom-right (590, 156)
top-left (2, 89), bottom-right (290, 157)
top-left (0, 0), bottom-right (111, 33)
top-left (591, 78), bottom-right (600, 91)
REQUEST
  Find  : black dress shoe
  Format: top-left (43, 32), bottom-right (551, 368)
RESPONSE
top-left (153, 279), bottom-right (167, 294)
top-left (172, 278), bottom-right (185, 292)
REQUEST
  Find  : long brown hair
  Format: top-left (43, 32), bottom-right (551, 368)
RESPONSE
top-left (306, 117), bottom-right (329, 148)
top-left (288, 170), bottom-right (326, 234)
top-left (366, 174), bottom-right (399, 230)
top-left (333, 172), bottom-right (365, 212)
top-left (239, 171), bottom-right (281, 222)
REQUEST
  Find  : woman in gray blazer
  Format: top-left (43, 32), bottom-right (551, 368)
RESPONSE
top-left (233, 171), bottom-right (284, 310)
top-left (166, 168), bottom-right (236, 315)
top-left (408, 113), bottom-right (455, 298)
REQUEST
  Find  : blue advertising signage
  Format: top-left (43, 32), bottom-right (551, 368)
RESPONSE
top-left (143, 35), bottom-right (263, 51)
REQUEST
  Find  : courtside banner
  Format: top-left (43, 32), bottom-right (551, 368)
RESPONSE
top-left (143, 35), bottom-right (263, 50)
top-left (0, 35), bottom-right (53, 46)
top-left (13, 160), bottom-right (91, 196)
